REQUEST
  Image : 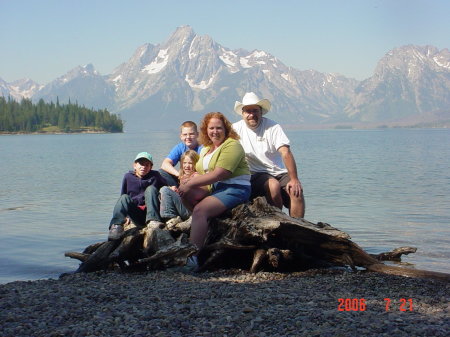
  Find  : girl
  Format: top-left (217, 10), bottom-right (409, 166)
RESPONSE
top-left (160, 150), bottom-right (200, 226)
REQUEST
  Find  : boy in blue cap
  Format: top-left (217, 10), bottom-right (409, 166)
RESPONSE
top-left (108, 151), bottom-right (167, 240)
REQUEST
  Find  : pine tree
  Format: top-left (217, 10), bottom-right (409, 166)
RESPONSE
top-left (0, 97), bottom-right (123, 133)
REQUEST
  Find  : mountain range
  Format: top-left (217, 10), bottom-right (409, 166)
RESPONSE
top-left (2, 26), bottom-right (449, 131)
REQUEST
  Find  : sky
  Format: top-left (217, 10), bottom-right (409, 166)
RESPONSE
top-left (1, 0), bottom-right (449, 85)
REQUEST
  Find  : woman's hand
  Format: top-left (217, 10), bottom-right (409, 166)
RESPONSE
top-left (178, 168), bottom-right (231, 198)
top-left (177, 183), bottom-right (190, 197)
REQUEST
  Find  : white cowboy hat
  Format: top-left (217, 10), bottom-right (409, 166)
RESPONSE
top-left (234, 92), bottom-right (271, 115)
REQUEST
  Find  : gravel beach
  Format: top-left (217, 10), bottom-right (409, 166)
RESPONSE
top-left (1, 269), bottom-right (448, 337)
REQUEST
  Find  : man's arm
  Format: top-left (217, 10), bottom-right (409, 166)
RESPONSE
top-left (278, 145), bottom-right (302, 197)
top-left (161, 158), bottom-right (179, 177)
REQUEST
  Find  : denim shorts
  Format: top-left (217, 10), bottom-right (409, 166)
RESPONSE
top-left (211, 182), bottom-right (251, 209)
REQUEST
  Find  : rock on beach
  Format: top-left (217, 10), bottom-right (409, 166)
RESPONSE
top-left (1, 269), bottom-right (449, 336)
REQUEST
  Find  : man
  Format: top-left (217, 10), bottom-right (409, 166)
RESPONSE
top-left (159, 121), bottom-right (201, 186)
top-left (232, 92), bottom-right (305, 218)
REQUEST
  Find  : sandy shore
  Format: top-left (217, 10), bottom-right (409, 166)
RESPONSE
top-left (1, 269), bottom-right (448, 336)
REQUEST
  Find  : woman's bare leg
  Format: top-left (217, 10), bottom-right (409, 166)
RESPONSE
top-left (189, 195), bottom-right (227, 249)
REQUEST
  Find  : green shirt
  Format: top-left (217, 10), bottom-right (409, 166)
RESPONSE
top-left (196, 138), bottom-right (250, 179)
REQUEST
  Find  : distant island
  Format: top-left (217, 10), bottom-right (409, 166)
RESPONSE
top-left (0, 96), bottom-right (123, 134)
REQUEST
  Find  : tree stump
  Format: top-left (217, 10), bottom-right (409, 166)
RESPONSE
top-left (64, 197), bottom-right (450, 281)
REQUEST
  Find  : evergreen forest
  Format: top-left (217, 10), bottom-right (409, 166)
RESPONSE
top-left (0, 96), bottom-right (123, 133)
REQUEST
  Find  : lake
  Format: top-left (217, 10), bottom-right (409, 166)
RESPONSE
top-left (0, 128), bottom-right (449, 283)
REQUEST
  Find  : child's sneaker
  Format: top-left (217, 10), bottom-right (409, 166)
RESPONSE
top-left (183, 255), bottom-right (199, 273)
top-left (146, 220), bottom-right (165, 228)
top-left (166, 216), bottom-right (182, 227)
top-left (108, 224), bottom-right (124, 241)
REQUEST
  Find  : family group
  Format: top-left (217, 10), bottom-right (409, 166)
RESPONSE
top-left (107, 92), bottom-right (305, 271)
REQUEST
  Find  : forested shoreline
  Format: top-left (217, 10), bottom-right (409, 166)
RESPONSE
top-left (0, 96), bottom-right (123, 133)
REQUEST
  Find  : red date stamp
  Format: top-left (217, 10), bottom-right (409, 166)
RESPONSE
top-left (337, 298), bottom-right (366, 311)
top-left (384, 298), bottom-right (413, 311)
top-left (337, 298), bottom-right (413, 311)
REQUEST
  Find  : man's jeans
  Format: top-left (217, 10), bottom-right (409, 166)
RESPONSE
top-left (159, 186), bottom-right (190, 220)
top-left (109, 185), bottom-right (162, 227)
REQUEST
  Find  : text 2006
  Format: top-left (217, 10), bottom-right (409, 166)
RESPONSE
top-left (337, 298), bottom-right (366, 311)
top-left (337, 298), bottom-right (414, 311)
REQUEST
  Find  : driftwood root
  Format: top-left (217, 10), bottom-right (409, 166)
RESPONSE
top-left (64, 197), bottom-right (450, 281)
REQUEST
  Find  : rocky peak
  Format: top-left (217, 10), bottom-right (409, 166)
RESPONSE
top-left (167, 25), bottom-right (195, 44)
top-left (375, 45), bottom-right (450, 79)
top-left (59, 64), bottom-right (100, 83)
top-left (346, 45), bottom-right (450, 122)
top-left (0, 78), bottom-right (41, 100)
top-left (4, 25), bottom-right (448, 129)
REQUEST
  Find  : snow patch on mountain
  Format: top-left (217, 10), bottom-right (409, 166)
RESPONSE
top-left (281, 73), bottom-right (296, 84)
top-left (219, 51), bottom-right (236, 67)
top-left (185, 74), bottom-right (215, 89)
top-left (142, 49), bottom-right (169, 74)
top-left (7, 79), bottom-right (42, 99)
top-left (4, 26), bottom-right (448, 130)
top-left (251, 51), bottom-right (268, 58)
top-left (433, 56), bottom-right (450, 69)
top-left (189, 36), bottom-right (198, 59)
top-left (412, 50), bottom-right (426, 63)
top-left (240, 57), bottom-right (252, 68)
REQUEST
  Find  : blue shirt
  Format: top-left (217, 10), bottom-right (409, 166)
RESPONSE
top-left (167, 142), bottom-right (202, 166)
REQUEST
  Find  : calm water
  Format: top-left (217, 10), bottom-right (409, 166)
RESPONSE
top-left (0, 129), bottom-right (449, 283)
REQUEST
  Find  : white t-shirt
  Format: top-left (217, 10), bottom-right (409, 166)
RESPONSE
top-left (202, 147), bottom-right (220, 172)
top-left (233, 117), bottom-right (290, 176)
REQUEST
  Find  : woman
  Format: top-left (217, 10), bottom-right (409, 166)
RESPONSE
top-left (159, 150), bottom-right (199, 226)
top-left (178, 112), bottom-right (251, 269)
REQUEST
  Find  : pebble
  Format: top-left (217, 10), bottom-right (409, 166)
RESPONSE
top-left (0, 269), bottom-right (448, 336)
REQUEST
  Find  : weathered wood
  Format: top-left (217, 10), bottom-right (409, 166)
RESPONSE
top-left (64, 197), bottom-right (450, 281)
top-left (109, 227), bottom-right (144, 261)
top-left (75, 240), bottom-right (120, 273)
top-left (366, 264), bottom-right (450, 281)
top-left (136, 234), bottom-right (197, 270)
top-left (198, 197), bottom-right (380, 271)
top-left (82, 242), bottom-right (104, 254)
top-left (371, 246), bottom-right (417, 261)
top-left (64, 251), bottom-right (89, 262)
top-left (143, 224), bottom-right (175, 255)
top-left (250, 249), bottom-right (267, 273)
